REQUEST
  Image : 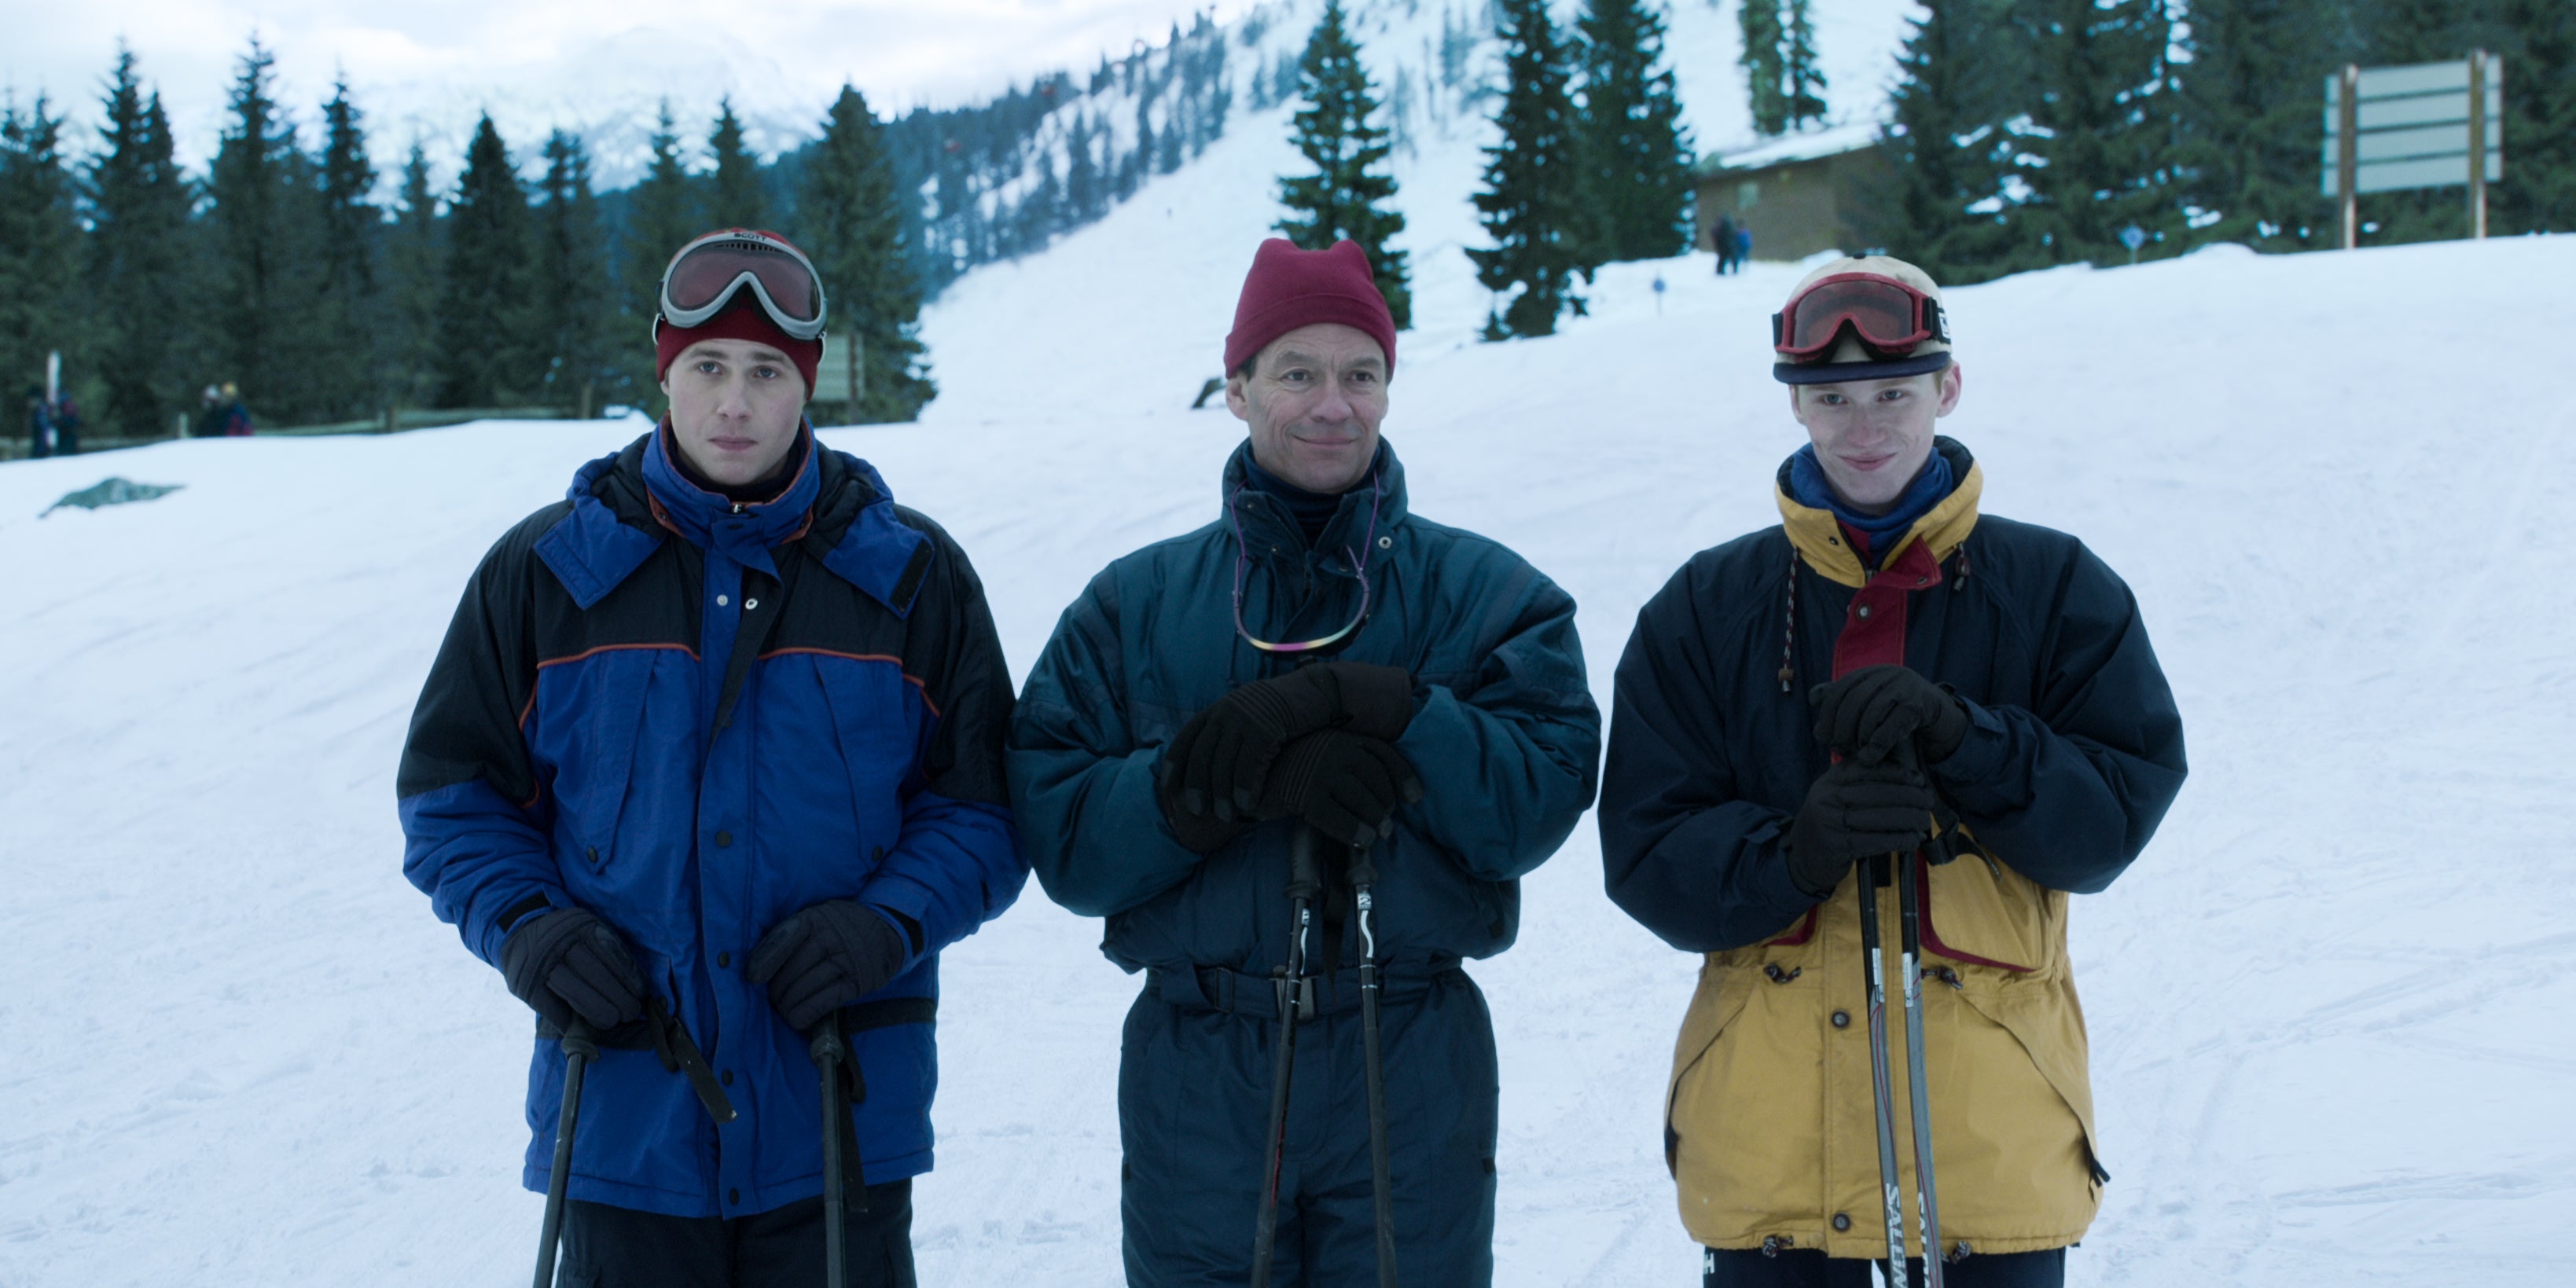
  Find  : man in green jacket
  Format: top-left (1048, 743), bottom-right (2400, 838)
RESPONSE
top-left (1008, 238), bottom-right (1600, 1287)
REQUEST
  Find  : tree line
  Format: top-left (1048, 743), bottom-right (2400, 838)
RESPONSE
top-left (1269, 0), bottom-right (1696, 343)
top-left (1866, 0), bottom-right (2576, 284)
top-left (0, 18), bottom-right (1255, 442)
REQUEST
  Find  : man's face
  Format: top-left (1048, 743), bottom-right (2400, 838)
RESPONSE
top-left (661, 338), bottom-right (807, 488)
top-left (1226, 322), bottom-right (1389, 494)
top-left (1788, 365), bottom-right (1964, 515)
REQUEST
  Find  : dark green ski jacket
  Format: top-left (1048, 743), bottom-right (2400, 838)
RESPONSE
top-left (1008, 439), bottom-right (1600, 975)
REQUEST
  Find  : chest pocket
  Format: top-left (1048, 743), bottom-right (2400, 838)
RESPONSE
top-left (540, 652), bottom-right (660, 875)
top-left (814, 658), bottom-right (922, 856)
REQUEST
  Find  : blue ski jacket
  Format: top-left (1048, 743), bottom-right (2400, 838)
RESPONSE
top-left (1009, 439), bottom-right (1600, 976)
top-left (399, 428), bottom-right (1026, 1219)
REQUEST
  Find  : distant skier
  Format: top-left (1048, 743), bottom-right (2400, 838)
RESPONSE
top-left (1715, 213), bottom-right (1740, 275)
top-left (24, 386), bottom-right (52, 458)
top-left (1735, 224), bottom-right (1755, 266)
top-left (1009, 237), bottom-right (1600, 1287)
top-left (193, 385), bottom-right (224, 438)
top-left (1597, 257), bottom-right (2185, 1288)
top-left (398, 228), bottom-right (1026, 1286)
top-left (217, 383), bottom-right (253, 436)
top-left (49, 390), bottom-right (81, 455)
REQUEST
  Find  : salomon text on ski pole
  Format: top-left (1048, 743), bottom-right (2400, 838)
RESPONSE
top-left (1857, 854), bottom-right (1909, 1288)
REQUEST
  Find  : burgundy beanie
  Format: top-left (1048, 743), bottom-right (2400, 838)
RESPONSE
top-left (1224, 238), bottom-right (1398, 377)
top-left (654, 293), bottom-right (825, 399)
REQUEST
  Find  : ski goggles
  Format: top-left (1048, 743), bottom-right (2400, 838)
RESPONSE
top-left (657, 229), bottom-right (828, 341)
top-left (1773, 273), bottom-right (1948, 361)
top-left (1226, 464), bottom-right (1384, 656)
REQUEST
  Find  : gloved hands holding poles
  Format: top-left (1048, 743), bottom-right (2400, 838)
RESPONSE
top-left (1159, 662), bottom-right (1420, 853)
top-left (1810, 664), bottom-right (1971, 769)
top-left (500, 908), bottom-right (648, 1033)
top-left (748, 901), bottom-right (914, 1033)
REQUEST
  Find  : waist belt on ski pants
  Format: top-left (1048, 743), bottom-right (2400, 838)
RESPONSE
top-left (1147, 958), bottom-right (1463, 1020)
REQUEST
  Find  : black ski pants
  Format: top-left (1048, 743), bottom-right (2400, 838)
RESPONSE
top-left (1703, 1247), bottom-right (2065, 1287)
top-left (560, 1180), bottom-right (915, 1287)
top-left (1120, 963), bottom-right (1498, 1288)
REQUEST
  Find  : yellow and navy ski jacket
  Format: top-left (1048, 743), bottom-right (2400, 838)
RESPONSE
top-left (398, 429), bottom-right (1026, 1219)
top-left (1599, 436), bottom-right (2185, 1257)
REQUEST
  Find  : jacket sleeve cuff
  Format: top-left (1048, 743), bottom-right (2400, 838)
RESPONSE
top-left (1930, 694), bottom-right (2010, 791)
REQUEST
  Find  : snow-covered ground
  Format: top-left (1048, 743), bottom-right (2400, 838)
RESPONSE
top-left (8, 2), bottom-right (2576, 1277)
top-left (6, 229), bottom-right (2574, 1285)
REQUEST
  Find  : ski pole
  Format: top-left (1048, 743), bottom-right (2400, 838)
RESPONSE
top-left (811, 1018), bottom-right (850, 1288)
top-left (1249, 823), bottom-right (1323, 1288)
top-left (1351, 846), bottom-right (1398, 1288)
top-left (1855, 855), bottom-right (1909, 1288)
top-left (532, 1018), bottom-right (598, 1288)
top-left (1898, 847), bottom-right (1946, 1287)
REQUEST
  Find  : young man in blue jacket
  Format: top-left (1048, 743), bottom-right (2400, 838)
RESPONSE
top-left (400, 229), bottom-right (1026, 1286)
top-left (1009, 238), bottom-right (1601, 1287)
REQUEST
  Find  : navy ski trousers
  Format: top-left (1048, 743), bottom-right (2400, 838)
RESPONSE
top-left (1119, 963), bottom-right (1499, 1288)
top-left (560, 1180), bottom-right (915, 1286)
top-left (1703, 1247), bottom-right (2065, 1287)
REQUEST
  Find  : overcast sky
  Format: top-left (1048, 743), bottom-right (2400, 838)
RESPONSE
top-left (3, 0), bottom-right (1259, 171)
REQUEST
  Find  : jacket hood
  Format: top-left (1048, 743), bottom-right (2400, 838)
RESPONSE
top-left (1220, 437), bottom-right (1409, 566)
top-left (535, 431), bottom-right (930, 616)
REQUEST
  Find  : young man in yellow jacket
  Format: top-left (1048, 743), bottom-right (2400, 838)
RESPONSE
top-left (1597, 257), bottom-right (2186, 1286)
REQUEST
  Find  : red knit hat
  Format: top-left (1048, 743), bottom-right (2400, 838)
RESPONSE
top-left (1224, 238), bottom-right (1398, 377)
top-left (654, 295), bottom-right (825, 399)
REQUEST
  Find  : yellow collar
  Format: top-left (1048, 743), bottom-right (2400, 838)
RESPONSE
top-left (1774, 457), bottom-right (1983, 589)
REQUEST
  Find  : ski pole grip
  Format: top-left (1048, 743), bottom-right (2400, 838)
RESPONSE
top-left (560, 1018), bottom-right (600, 1062)
top-left (808, 1024), bottom-right (847, 1069)
top-left (1287, 824), bottom-right (1325, 901)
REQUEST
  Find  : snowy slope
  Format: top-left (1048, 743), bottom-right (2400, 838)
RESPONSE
top-left (6, 226), bottom-right (2575, 1286)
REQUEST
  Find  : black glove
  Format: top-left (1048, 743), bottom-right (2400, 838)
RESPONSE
top-left (1254, 729), bottom-right (1424, 848)
top-left (498, 908), bottom-right (648, 1033)
top-left (1159, 768), bottom-right (1258, 855)
top-left (748, 901), bottom-right (912, 1033)
top-left (1783, 761), bottom-right (1941, 898)
top-left (1811, 664), bottom-right (1971, 768)
top-left (1165, 662), bottom-right (1415, 821)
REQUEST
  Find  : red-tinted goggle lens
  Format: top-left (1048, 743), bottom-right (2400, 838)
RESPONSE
top-left (1775, 275), bottom-right (1938, 360)
top-left (666, 241), bottom-right (821, 324)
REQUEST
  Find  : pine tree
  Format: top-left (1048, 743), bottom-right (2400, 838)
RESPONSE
top-left (2016, 0), bottom-right (2183, 266)
top-left (1782, 0), bottom-right (1828, 128)
top-left (311, 76), bottom-right (378, 419)
top-left (625, 102), bottom-right (700, 317)
top-left (796, 85), bottom-right (934, 423)
top-left (0, 94), bottom-right (82, 427)
top-left (707, 97), bottom-right (767, 229)
top-left (2172, 0), bottom-right (2346, 252)
top-left (381, 142), bottom-right (443, 409)
top-left (1470, 0), bottom-right (1591, 339)
top-left (1066, 113), bottom-right (1103, 220)
top-left (87, 48), bottom-right (196, 435)
top-left (1740, 0), bottom-right (1788, 135)
top-left (1276, 0), bottom-right (1413, 329)
top-left (1864, 0), bottom-right (2043, 283)
top-left (206, 38), bottom-right (324, 422)
top-left (2494, 0), bottom-right (2576, 233)
top-left (531, 131), bottom-right (618, 414)
top-left (434, 115), bottom-right (534, 407)
top-left (1574, 0), bottom-right (1696, 262)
